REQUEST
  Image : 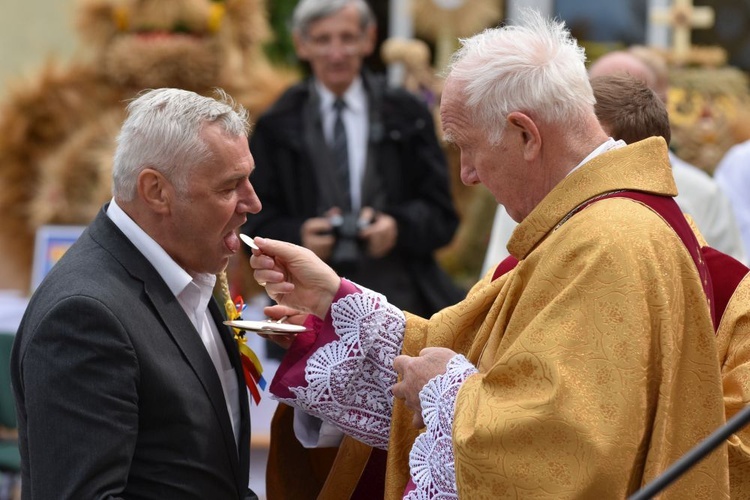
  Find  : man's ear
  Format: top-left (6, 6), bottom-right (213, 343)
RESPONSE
top-left (292, 32), bottom-right (310, 61)
top-left (507, 111), bottom-right (541, 160)
top-left (137, 168), bottom-right (172, 215)
top-left (361, 24), bottom-right (377, 57)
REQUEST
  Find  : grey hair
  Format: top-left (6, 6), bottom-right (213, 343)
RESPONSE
top-left (292, 0), bottom-right (375, 38)
top-left (112, 88), bottom-right (250, 201)
top-left (445, 9), bottom-right (594, 144)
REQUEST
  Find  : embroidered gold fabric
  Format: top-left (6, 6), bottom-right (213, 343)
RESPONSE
top-left (386, 138), bottom-right (729, 499)
top-left (717, 274), bottom-right (750, 499)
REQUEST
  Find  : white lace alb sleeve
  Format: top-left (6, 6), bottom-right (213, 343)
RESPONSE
top-left (275, 285), bottom-right (405, 450)
top-left (406, 354), bottom-right (478, 499)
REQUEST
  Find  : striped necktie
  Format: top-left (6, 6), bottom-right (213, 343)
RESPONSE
top-left (332, 98), bottom-right (351, 209)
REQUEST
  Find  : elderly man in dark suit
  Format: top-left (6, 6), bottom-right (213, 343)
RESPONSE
top-left (243, 0), bottom-right (463, 318)
top-left (11, 88), bottom-right (261, 499)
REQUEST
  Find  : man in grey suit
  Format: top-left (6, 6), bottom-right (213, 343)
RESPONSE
top-left (11, 88), bottom-right (262, 499)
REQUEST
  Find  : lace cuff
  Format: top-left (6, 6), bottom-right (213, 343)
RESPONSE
top-left (274, 280), bottom-right (406, 450)
top-left (406, 354), bottom-right (478, 499)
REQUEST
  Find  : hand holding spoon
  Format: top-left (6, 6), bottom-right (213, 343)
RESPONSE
top-left (240, 234), bottom-right (267, 286)
top-left (239, 233), bottom-right (259, 251)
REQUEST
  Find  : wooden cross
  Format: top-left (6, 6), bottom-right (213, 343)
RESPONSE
top-left (650, 0), bottom-right (715, 64)
top-left (431, 0), bottom-right (466, 71)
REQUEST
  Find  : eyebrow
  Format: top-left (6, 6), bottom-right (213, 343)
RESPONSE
top-left (222, 171), bottom-right (251, 185)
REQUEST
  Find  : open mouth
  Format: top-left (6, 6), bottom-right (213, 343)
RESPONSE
top-left (224, 230), bottom-right (241, 253)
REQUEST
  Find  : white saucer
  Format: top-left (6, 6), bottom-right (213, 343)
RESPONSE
top-left (224, 319), bottom-right (307, 335)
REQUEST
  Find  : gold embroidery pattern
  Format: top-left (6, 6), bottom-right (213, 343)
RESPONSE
top-left (717, 274), bottom-right (750, 498)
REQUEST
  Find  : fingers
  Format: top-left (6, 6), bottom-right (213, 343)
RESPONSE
top-left (253, 268), bottom-right (288, 288)
top-left (302, 230), bottom-right (335, 261)
top-left (324, 207), bottom-right (343, 218)
top-left (392, 378), bottom-right (425, 429)
top-left (302, 217), bottom-right (334, 235)
top-left (266, 333), bottom-right (296, 350)
top-left (263, 304), bottom-right (306, 323)
top-left (249, 238), bottom-right (291, 289)
top-left (392, 349), bottom-right (457, 429)
top-left (252, 236), bottom-right (315, 265)
top-left (249, 250), bottom-right (277, 274)
top-left (392, 354), bottom-right (421, 414)
top-left (358, 206), bottom-right (376, 225)
top-left (250, 237), bottom-right (290, 260)
top-left (412, 413), bottom-right (424, 429)
top-left (359, 213), bottom-right (397, 258)
top-left (391, 379), bottom-right (404, 401)
top-left (418, 346), bottom-right (458, 366)
top-left (257, 332), bottom-right (295, 350)
top-left (393, 354), bottom-right (410, 378)
top-left (248, 236), bottom-right (340, 318)
top-left (262, 281), bottom-right (295, 303)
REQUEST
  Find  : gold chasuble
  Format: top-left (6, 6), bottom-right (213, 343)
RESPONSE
top-left (389, 137), bottom-right (730, 498)
top-left (717, 274), bottom-right (750, 498)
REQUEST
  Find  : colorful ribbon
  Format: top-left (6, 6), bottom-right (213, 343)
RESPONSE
top-left (219, 274), bottom-right (266, 405)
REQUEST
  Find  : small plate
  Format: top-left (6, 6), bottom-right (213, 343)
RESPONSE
top-left (224, 319), bottom-right (307, 335)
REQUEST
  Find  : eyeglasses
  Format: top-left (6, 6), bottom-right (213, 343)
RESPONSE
top-left (304, 33), bottom-right (366, 56)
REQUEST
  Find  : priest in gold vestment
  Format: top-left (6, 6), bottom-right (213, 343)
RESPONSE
top-left (249, 11), bottom-right (730, 499)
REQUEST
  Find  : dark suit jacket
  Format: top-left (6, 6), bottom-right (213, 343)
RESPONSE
top-left (11, 208), bottom-right (257, 499)
top-left (243, 72), bottom-right (465, 316)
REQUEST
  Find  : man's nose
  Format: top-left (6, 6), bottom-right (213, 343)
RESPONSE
top-left (238, 180), bottom-right (262, 214)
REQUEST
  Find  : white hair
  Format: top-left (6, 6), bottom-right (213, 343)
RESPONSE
top-left (292, 0), bottom-right (375, 37)
top-left (112, 88), bottom-right (250, 201)
top-left (445, 9), bottom-right (594, 144)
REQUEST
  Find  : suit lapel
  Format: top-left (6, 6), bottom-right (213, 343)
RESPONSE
top-left (361, 73), bottom-right (386, 210)
top-left (209, 300), bottom-right (251, 491)
top-left (142, 281), bottom-right (241, 476)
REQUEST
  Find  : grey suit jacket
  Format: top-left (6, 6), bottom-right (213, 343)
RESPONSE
top-left (11, 207), bottom-right (256, 499)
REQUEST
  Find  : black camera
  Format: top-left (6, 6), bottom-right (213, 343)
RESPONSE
top-left (328, 213), bottom-right (371, 271)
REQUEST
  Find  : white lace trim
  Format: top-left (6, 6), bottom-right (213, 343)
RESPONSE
top-left (406, 354), bottom-right (478, 500)
top-left (276, 286), bottom-right (405, 449)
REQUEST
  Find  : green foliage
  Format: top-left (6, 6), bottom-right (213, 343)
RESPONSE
top-left (263, 0), bottom-right (299, 66)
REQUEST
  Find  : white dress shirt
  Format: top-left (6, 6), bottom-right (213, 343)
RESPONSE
top-left (317, 77), bottom-right (369, 211)
top-left (715, 141), bottom-right (750, 260)
top-left (675, 150), bottom-right (747, 263)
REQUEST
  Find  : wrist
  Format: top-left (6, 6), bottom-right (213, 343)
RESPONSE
top-left (317, 278), bottom-right (363, 319)
top-left (313, 276), bottom-right (341, 319)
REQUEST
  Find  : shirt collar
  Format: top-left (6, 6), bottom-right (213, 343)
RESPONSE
top-left (568, 137), bottom-right (626, 177)
top-left (106, 199), bottom-right (216, 298)
top-left (316, 76), bottom-right (366, 115)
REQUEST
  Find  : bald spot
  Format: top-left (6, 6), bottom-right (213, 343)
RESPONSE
top-left (588, 51), bottom-right (657, 90)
